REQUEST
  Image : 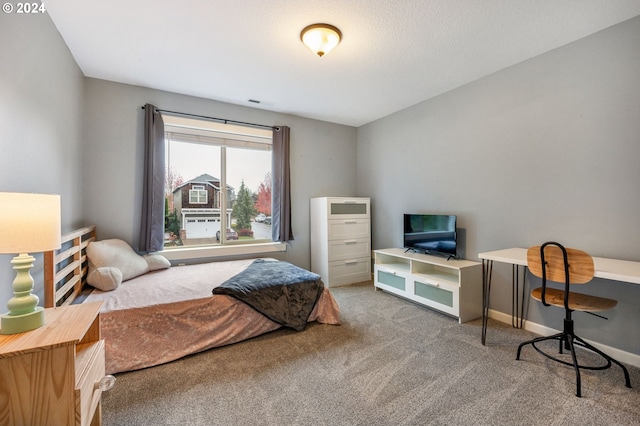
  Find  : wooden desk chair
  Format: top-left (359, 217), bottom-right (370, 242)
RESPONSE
top-left (516, 242), bottom-right (631, 397)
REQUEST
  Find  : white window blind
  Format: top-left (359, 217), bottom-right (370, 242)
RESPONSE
top-left (164, 115), bottom-right (272, 151)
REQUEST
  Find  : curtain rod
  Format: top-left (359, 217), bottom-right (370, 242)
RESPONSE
top-left (141, 105), bottom-right (276, 130)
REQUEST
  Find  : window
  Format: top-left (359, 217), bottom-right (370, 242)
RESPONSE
top-left (163, 116), bottom-right (273, 249)
top-left (189, 185), bottom-right (207, 204)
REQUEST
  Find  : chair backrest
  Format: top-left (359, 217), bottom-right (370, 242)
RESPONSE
top-left (527, 242), bottom-right (594, 285)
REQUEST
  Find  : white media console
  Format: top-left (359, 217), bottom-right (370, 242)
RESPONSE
top-left (374, 248), bottom-right (483, 323)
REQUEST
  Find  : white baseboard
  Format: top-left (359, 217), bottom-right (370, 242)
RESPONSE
top-left (488, 309), bottom-right (640, 369)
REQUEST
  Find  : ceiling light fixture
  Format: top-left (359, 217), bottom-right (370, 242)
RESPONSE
top-left (300, 23), bottom-right (342, 57)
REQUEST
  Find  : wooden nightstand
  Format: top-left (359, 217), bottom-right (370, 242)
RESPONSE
top-left (0, 301), bottom-right (113, 426)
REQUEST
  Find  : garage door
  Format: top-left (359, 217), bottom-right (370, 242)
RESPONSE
top-left (185, 218), bottom-right (219, 238)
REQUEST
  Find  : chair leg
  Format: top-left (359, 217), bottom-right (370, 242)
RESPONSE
top-left (558, 335), bottom-right (564, 354)
top-left (517, 330), bottom-right (633, 397)
top-left (516, 332), bottom-right (564, 360)
top-left (573, 335), bottom-right (632, 389)
top-left (566, 334), bottom-right (582, 397)
top-left (517, 331), bottom-right (583, 397)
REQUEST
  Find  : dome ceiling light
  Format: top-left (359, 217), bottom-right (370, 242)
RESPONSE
top-left (300, 23), bottom-right (342, 57)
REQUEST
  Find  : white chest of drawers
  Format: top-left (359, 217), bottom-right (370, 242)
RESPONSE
top-left (310, 197), bottom-right (371, 287)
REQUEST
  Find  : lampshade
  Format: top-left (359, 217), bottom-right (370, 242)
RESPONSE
top-left (300, 23), bottom-right (342, 57)
top-left (0, 192), bottom-right (61, 254)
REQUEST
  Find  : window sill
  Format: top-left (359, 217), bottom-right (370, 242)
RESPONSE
top-left (158, 242), bottom-right (287, 262)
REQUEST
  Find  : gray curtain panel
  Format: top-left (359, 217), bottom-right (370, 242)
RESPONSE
top-left (139, 104), bottom-right (165, 252)
top-left (272, 126), bottom-right (294, 242)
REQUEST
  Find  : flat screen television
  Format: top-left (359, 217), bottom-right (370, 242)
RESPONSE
top-left (403, 214), bottom-right (457, 258)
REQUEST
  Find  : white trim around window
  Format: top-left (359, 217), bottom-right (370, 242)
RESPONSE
top-left (188, 185), bottom-right (208, 204)
top-left (158, 241), bottom-right (287, 262)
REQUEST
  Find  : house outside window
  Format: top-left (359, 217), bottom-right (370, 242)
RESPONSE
top-left (163, 115), bottom-right (273, 249)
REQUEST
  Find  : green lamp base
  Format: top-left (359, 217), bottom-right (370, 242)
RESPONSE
top-left (1, 253), bottom-right (45, 335)
top-left (0, 306), bottom-right (44, 334)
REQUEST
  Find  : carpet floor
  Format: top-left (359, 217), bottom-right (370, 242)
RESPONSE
top-left (102, 281), bottom-right (640, 425)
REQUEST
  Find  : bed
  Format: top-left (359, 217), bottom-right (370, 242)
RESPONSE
top-left (44, 226), bottom-right (340, 374)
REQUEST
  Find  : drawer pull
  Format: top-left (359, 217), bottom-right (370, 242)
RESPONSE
top-left (95, 375), bottom-right (116, 392)
top-left (344, 259), bottom-right (359, 265)
top-left (419, 280), bottom-right (440, 288)
top-left (344, 240), bottom-right (358, 245)
top-left (344, 221), bottom-right (358, 224)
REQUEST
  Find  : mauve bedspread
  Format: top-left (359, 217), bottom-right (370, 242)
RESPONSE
top-left (84, 259), bottom-right (340, 374)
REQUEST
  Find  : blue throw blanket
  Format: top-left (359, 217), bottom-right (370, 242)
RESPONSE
top-left (212, 259), bottom-right (323, 331)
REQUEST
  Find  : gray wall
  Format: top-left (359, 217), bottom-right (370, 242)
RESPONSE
top-left (83, 79), bottom-right (357, 270)
top-left (357, 17), bottom-right (640, 354)
top-left (0, 13), bottom-right (85, 308)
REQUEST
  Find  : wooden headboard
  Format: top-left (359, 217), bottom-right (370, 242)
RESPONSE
top-left (44, 226), bottom-right (96, 308)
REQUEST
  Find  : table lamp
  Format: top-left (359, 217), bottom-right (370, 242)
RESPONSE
top-left (0, 192), bottom-right (61, 334)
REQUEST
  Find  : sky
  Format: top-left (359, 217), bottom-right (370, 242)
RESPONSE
top-left (167, 140), bottom-right (271, 193)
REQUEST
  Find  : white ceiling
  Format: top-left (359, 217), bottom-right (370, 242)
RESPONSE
top-left (44, 0), bottom-right (640, 127)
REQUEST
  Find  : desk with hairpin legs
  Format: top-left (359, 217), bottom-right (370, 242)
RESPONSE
top-left (478, 248), bottom-right (640, 345)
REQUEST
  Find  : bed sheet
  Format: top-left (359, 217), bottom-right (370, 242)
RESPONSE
top-left (84, 259), bottom-right (340, 374)
top-left (85, 258), bottom-right (257, 311)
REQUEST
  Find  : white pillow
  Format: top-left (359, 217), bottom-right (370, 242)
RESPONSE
top-left (87, 266), bottom-right (123, 291)
top-left (86, 239), bottom-right (149, 282)
top-left (144, 254), bottom-right (171, 271)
